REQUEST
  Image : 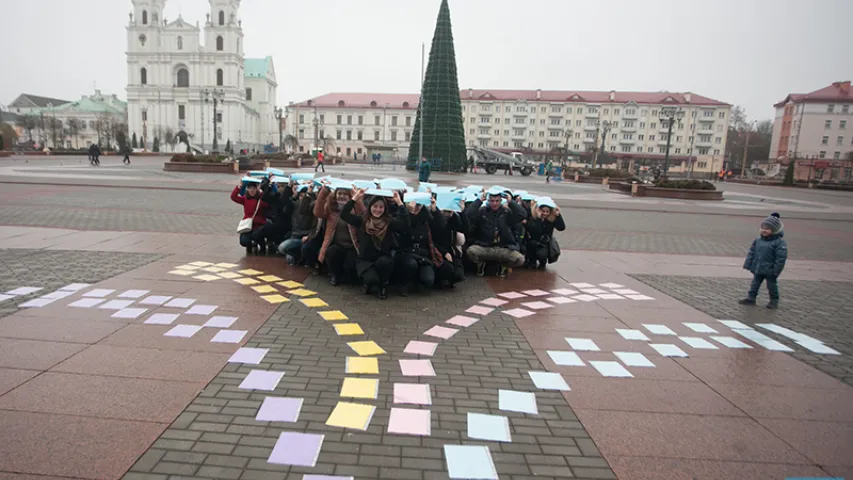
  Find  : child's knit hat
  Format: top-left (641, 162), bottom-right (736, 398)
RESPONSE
top-left (761, 214), bottom-right (783, 234)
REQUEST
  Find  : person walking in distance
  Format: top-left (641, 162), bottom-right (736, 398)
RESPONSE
top-left (315, 150), bottom-right (325, 173)
top-left (122, 143), bottom-right (131, 165)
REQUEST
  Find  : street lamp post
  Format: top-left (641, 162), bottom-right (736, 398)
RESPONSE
top-left (659, 107), bottom-right (684, 179)
top-left (203, 88), bottom-right (224, 152)
top-left (562, 128), bottom-right (573, 167)
top-left (597, 120), bottom-right (611, 169)
top-left (273, 106), bottom-right (283, 152)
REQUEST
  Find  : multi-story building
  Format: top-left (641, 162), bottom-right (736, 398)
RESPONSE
top-left (771, 81), bottom-right (853, 162)
top-left (290, 89), bottom-right (730, 174)
top-left (7, 94), bottom-right (71, 116)
top-left (126, 0), bottom-right (278, 152)
top-left (28, 90), bottom-right (127, 149)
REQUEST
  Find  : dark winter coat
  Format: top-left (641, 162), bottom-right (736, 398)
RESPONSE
top-left (340, 199), bottom-right (409, 275)
top-left (525, 215), bottom-right (566, 244)
top-left (464, 198), bottom-right (525, 250)
top-left (432, 212), bottom-right (470, 258)
top-left (743, 233), bottom-right (788, 277)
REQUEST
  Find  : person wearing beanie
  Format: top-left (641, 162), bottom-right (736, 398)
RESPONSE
top-left (739, 213), bottom-right (788, 309)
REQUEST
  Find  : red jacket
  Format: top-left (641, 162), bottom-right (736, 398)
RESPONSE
top-left (231, 186), bottom-right (268, 227)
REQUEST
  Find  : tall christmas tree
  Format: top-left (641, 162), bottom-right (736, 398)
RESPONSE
top-left (407, 0), bottom-right (466, 172)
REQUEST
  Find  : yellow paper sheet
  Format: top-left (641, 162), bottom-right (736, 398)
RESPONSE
top-left (238, 269), bottom-right (264, 276)
top-left (334, 323), bottom-right (364, 336)
top-left (217, 272), bottom-right (242, 279)
top-left (319, 310), bottom-right (349, 321)
top-left (340, 378), bottom-right (379, 399)
top-left (215, 263), bottom-right (238, 268)
top-left (175, 264), bottom-right (200, 270)
top-left (234, 277), bottom-right (260, 286)
top-left (168, 269), bottom-right (195, 276)
top-left (288, 288), bottom-right (317, 297)
top-left (261, 294), bottom-right (289, 304)
top-left (251, 285), bottom-right (278, 294)
top-left (189, 261), bottom-right (214, 267)
top-left (347, 341), bottom-right (386, 356)
top-left (300, 298), bottom-right (328, 308)
top-left (346, 357), bottom-right (379, 374)
top-left (325, 402), bottom-right (376, 430)
top-left (257, 275), bottom-right (282, 282)
top-left (277, 280), bottom-right (304, 289)
top-left (193, 274), bottom-right (221, 282)
top-left (201, 266), bottom-right (226, 273)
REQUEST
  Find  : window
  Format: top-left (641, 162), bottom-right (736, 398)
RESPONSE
top-left (718, 111), bottom-right (725, 119)
top-left (299, 114), bottom-right (304, 124)
top-left (675, 148), bottom-right (681, 154)
top-left (405, 132), bottom-right (411, 141)
top-left (827, 104), bottom-right (835, 113)
top-left (540, 119), bottom-right (545, 125)
top-left (245, 88), bottom-right (252, 100)
top-left (216, 69), bottom-right (223, 86)
top-left (822, 136), bottom-right (829, 145)
top-left (319, 114), bottom-right (324, 123)
top-left (550, 118), bottom-right (561, 125)
top-left (470, 129), bottom-right (475, 134)
top-left (834, 151), bottom-right (841, 159)
top-left (218, 10), bottom-right (225, 25)
top-left (516, 106), bottom-right (526, 112)
top-left (503, 130), bottom-right (509, 135)
top-left (623, 133), bottom-right (633, 140)
top-left (620, 145), bottom-right (631, 153)
top-left (837, 136), bottom-right (844, 146)
top-left (140, 68), bottom-right (147, 85)
top-left (649, 135), bottom-right (656, 141)
top-left (612, 121), bottom-right (619, 128)
top-left (825, 120), bottom-right (832, 129)
top-left (391, 131), bottom-right (397, 141)
top-left (514, 141), bottom-right (524, 148)
top-left (216, 36), bottom-right (223, 51)
top-left (624, 120), bottom-right (635, 127)
top-left (494, 130), bottom-right (499, 135)
top-left (530, 118), bottom-right (535, 125)
top-left (611, 133), bottom-right (617, 140)
top-left (840, 120), bottom-right (847, 129)
top-left (346, 130), bottom-right (352, 140)
top-left (676, 136), bottom-right (682, 142)
top-left (652, 110), bottom-right (659, 117)
top-left (636, 147), bottom-right (643, 153)
top-left (142, 10), bottom-right (148, 24)
top-left (319, 129), bottom-right (325, 138)
top-left (495, 106), bottom-right (500, 112)
top-left (406, 116), bottom-right (411, 127)
top-left (716, 124), bottom-right (723, 132)
top-left (614, 109), bottom-right (619, 115)
top-left (391, 116), bottom-right (398, 126)
top-left (819, 151), bottom-right (826, 158)
top-left (177, 36), bottom-right (183, 50)
top-left (651, 122), bottom-right (657, 129)
top-left (357, 131), bottom-right (363, 140)
top-left (574, 132), bottom-right (580, 138)
top-left (638, 134), bottom-right (644, 140)
top-left (374, 131), bottom-right (379, 141)
top-left (504, 118), bottom-right (510, 124)
top-left (336, 130), bottom-right (341, 140)
top-left (842, 105), bottom-right (849, 113)
top-left (640, 122), bottom-right (645, 128)
top-left (347, 115), bottom-right (352, 125)
top-left (551, 106), bottom-right (561, 113)
top-left (216, 113), bottom-right (222, 123)
top-left (514, 117), bottom-right (524, 125)
top-left (298, 129), bottom-right (304, 139)
top-left (337, 115), bottom-right (342, 124)
top-left (358, 116), bottom-right (363, 125)
top-left (141, 110), bottom-right (147, 122)
top-left (575, 120), bottom-right (581, 126)
top-left (577, 108), bottom-right (583, 114)
top-left (698, 147), bottom-right (709, 154)
top-left (178, 105), bottom-right (185, 120)
top-left (374, 116), bottom-right (380, 125)
top-left (176, 68), bottom-right (189, 87)
top-left (566, 107), bottom-right (572, 114)
top-left (548, 131), bottom-right (560, 137)
top-left (539, 131), bottom-right (544, 137)
top-left (704, 110), bottom-right (713, 117)
top-left (585, 132), bottom-right (595, 139)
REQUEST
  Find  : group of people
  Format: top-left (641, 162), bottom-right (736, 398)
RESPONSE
top-left (230, 171), bottom-right (565, 300)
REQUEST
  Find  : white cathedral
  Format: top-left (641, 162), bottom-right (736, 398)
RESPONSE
top-left (126, 0), bottom-right (278, 152)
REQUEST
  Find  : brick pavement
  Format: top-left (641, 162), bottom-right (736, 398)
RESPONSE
top-left (632, 274), bottom-right (853, 387)
top-left (127, 273), bottom-right (615, 480)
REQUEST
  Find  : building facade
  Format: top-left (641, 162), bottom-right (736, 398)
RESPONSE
top-left (290, 89), bottom-right (730, 174)
top-left (126, 0), bottom-right (278, 152)
top-left (26, 91), bottom-right (127, 149)
top-left (7, 94), bottom-right (71, 116)
top-left (771, 81), bottom-right (853, 162)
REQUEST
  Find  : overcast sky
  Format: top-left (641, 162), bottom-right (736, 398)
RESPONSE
top-left (2, 0), bottom-right (850, 120)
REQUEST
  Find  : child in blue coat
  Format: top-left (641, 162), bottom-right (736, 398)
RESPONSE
top-left (739, 213), bottom-right (788, 309)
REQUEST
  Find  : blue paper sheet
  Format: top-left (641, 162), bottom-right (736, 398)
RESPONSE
top-left (379, 178), bottom-right (408, 190)
top-left (436, 192), bottom-right (464, 212)
top-left (405, 192), bottom-right (432, 207)
top-left (291, 173), bottom-right (315, 182)
top-left (418, 182), bottom-right (438, 193)
top-left (443, 445), bottom-right (498, 480)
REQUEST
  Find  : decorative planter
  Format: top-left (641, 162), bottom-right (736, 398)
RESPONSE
top-left (163, 161), bottom-right (235, 173)
top-left (609, 182), bottom-right (723, 200)
top-left (575, 175), bottom-right (632, 184)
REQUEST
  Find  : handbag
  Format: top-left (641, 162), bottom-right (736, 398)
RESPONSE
top-left (547, 236), bottom-right (561, 264)
top-left (237, 197), bottom-right (262, 234)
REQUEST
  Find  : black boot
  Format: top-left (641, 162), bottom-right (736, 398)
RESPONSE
top-left (378, 287), bottom-right (388, 300)
top-left (330, 275), bottom-right (339, 286)
top-left (738, 298), bottom-right (756, 305)
top-left (245, 245), bottom-right (253, 255)
top-left (766, 299), bottom-right (779, 309)
top-left (399, 284), bottom-right (409, 297)
top-left (363, 283), bottom-right (373, 295)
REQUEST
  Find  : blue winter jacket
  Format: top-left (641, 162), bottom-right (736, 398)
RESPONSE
top-left (743, 232), bottom-right (788, 277)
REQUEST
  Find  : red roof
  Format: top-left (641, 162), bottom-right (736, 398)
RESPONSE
top-left (292, 89), bottom-right (729, 109)
top-left (774, 81), bottom-right (852, 107)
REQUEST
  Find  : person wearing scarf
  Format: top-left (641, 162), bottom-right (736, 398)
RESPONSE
top-left (524, 200), bottom-right (565, 269)
top-left (313, 183), bottom-right (363, 285)
top-left (340, 189), bottom-right (407, 300)
top-left (395, 195), bottom-right (445, 296)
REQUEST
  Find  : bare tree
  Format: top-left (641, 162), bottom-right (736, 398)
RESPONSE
top-left (729, 105), bottom-right (747, 131)
top-left (45, 117), bottom-right (64, 148)
top-left (112, 121), bottom-right (128, 151)
top-left (164, 127), bottom-right (175, 147)
top-left (282, 133), bottom-right (299, 153)
top-left (15, 114), bottom-right (37, 143)
top-left (96, 113), bottom-right (116, 149)
top-left (66, 117), bottom-right (83, 149)
top-left (320, 136), bottom-right (336, 156)
top-left (755, 119), bottom-right (773, 136)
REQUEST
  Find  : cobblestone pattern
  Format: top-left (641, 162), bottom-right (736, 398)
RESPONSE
top-left (0, 249), bottom-right (164, 319)
top-left (127, 275), bottom-right (614, 480)
top-left (632, 274), bottom-right (853, 387)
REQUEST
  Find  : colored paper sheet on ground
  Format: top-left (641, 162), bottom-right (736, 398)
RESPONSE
top-left (614, 352), bottom-right (656, 367)
top-left (193, 274), bottom-right (221, 282)
top-left (334, 323), bottom-right (364, 336)
top-left (235, 277), bottom-right (260, 286)
top-left (164, 298), bottom-right (196, 308)
top-left (112, 308), bottom-right (147, 319)
top-left (565, 338), bottom-right (600, 351)
top-left (497, 291), bottom-right (527, 299)
top-left (277, 280), bottom-right (303, 289)
top-left (238, 269), bottom-right (264, 275)
top-left (59, 283), bottom-right (91, 292)
top-left (289, 288), bottom-right (318, 297)
top-left (189, 261), bottom-right (214, 267)
top-left (626, 294), bottom-right (655, 300)
top-left (551, 288), bottom-right (580, 296)
top-left (300, 298), bottom-right (328, 308)
top-left (643, 324), bottom-right (677, 336)
top-left (325, 402), bottom-right (375, 430)
top-left (547, 351), bottom-right (585, 366)
top-left (444, 445), bottom-right (498, 480)
top-left (467, 412), bottom-right (511, 442)
top-left (340, 378), bottom-right (379, 399)
top-left (164, 325), bottom-right (202, 338)
top-left (617, 328), bottom-right (651, 341)
top-left (710, 336), bottom-right (753, 349)
top-left (388, 407), bottom-right (431, 436)
top-left (345, 356), bottom-right (378, 374)
top-left (303, 476), bottom-right (354, 480)
top-left (118, 290), bottom-right (149, 299)
top-left (612, 288), bottom-right (640, 295)
top-left (319, 310), bottom-right (348, 321)
top-left (590, 360), bottom-right (633, 378)
top-left (83, 289), bottom-right (115, 298)
top-left (498, 389), bottom-right (538, 414)
top-left (423, 325), bottom-right (458, 339)
top-left (480, 297), bottom-right (508, 307)
top-left (257, 275), bottom-right (282, 282)
top-left (446, 315), bottom-right (479, 327)
top-left (581, 288), bottom-right (608, 294)
top-left (41, 291), bottom-right (73, 300)
top-left (174, 264), bottom-right (199, 270)
top-left (228, 347), bottom-right (268, 364)
top-left (529, 371), bottom-right (570, 391)
top-left (268, 431), bottom-right (323, 466)
top-left (204, 316), bottom-right (237, 328)
top-left (684, 322), bottom-right (719, 334)
top-left (251, 285), bottom-right (278, 294)
top-left (261, 294), bottom-right (289, 304)
top-left (138, 295), bottom-right (172, 306)
top-left (600, 283), bottom-right (625, 289)
top-left (18, 298), bottom-right (53, 308)
top-left (522, 289), bottom-right (550, 296)
top-left (404, 340), bottom-right (438, 356)
top-left (679, 336), bottom-right (719, 349)
top-left (572, 294), bottom-right (599, 302)
top-left (214, 263), bottom-right (238, 268)
top-left (211, 330), bottom-right (247, 344)
top-left (503, 308), bottom-right (535, 318)
top-left (347, 341), bottom-right (386, 356)
top-left (521, 301), bottom-right (553, 310)
top-left (201, 266), bottom-right (227, 273)
top-left (256, 397), bottom-right (302, 422)
top-left (399, 359), bottom-right (435, 376)
top-left (718, 319), bottom-right (753, 330)
top-left (186, 304), bottom-right (217, 315)
top-left (393, 383), bottom-right (431, 405)
top-left (597, 293), bottom-right (624, 300)
top-left (547, 296), bottom-right (576, 305)
top-left (217, 272), bottom-right (242, 279)
top-left (465, 305), bottom-right (494, 316)
top-left (239, 370), bottom-right (285, 391)
top-left (734, 329), bottom-right (793, 352)
top-left (144, 313), bottom-right (179, 325)
top-left (569, 282), bottom-right (596, 289)
top-left (649, 343), bottom-right (689, 357)
top-left (69, 298), bottom-right (104, 308)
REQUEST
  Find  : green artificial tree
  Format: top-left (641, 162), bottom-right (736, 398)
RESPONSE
top-left (0, 134), bottom-right (4, 151)
top-left (131, 133), bottom-right (138, 149)
top-left (225, 139), bottom-right (232, 153)
top-left (407, 0), bottom-right (466, 172)
top-left (783, 161), bottom-right (795, 185)
top-left (152, 137), bottom-right (160, 152)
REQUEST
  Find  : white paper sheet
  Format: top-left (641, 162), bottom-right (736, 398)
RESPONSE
top-left (59, 283), bottom-right (91, 292)
top-left (138, 295), bottom-right (173, 306)
top-left (165, 298), bottom-right (197, 308)
top-left (683, 322), bottom-right (718, 334)
top-left (572, 294), bottom-right (598, 302)
top-left (521, 301), bottom-right (553, 310)
top-left (547, 350), bottom-right (585, 366)
top-left (616, 329), bottom-right (651, 341)
top-left (755, 323), bottom-right (815, 343)
top-left (599, 283), bottom-right (625, 289)
top-left (117, 289), bottom-right (150, 299)
top-left (69, 298), bottom-right (105, 308)
top-left (98, 299), bottom-right (135, 310)
top-left (112, 308), bottom-right (148, 319)
top-left (203, 316), bottom-right (238, 328)
top-left (144, 313), bottom-right (180, 325)
top-left (581, 288), bottom-right (608, 294)
top-left (569, 283), bottom-right (596, 289)
top-left (186, 304), bottom-right (217, 315)
top-left (164, 324), bottom-right (202, 338)
top-left (565, 338), bottom-right (600, 351)
top-left (679, 336), bottom-right (719, 349)
top-left (649, 343), bottom-right (689, 357)
top-left (82, 289), bottom-right (115, 298)
top-left (0, 294), bottom-right (14, 303)
top-left (643, 324), bottom-right (677, 336)
top-left (590, 360), bottom-right (633, 378)
top-left (718, 319), bottom-right (753, 330)
top-left (228, 347), bottom-right (269, 364)
top-left (239, 370), bottom-right (285, 390)
top-left (40, 290), bottom-right (74, 300)
top-left (5, 287), bottom-right (42, 296)
top-left (734, 329), bottom-right (793, 352)
top-left (502, 308), bottom-right (535, 318)
top-left (547, 296), bottom-right (576, 305)
top-left (18, 298), bottom-right (54, 308)
top-left (528, 371), bottom-right (570, 391)
top-left (211, 330), bottom-right (248, 344)
top-left (596, 293), bottom-right (624, 300)
top-left (626, 294), bottom-right (655, 301)
top-left (551, 288), bottom-right (580, 296)
top-left (795, 339), bottom-right (841, 355)
top-left (614, 351), bottom-right (656, 367)
top-left (710, 336), bottom-right (753, 349)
